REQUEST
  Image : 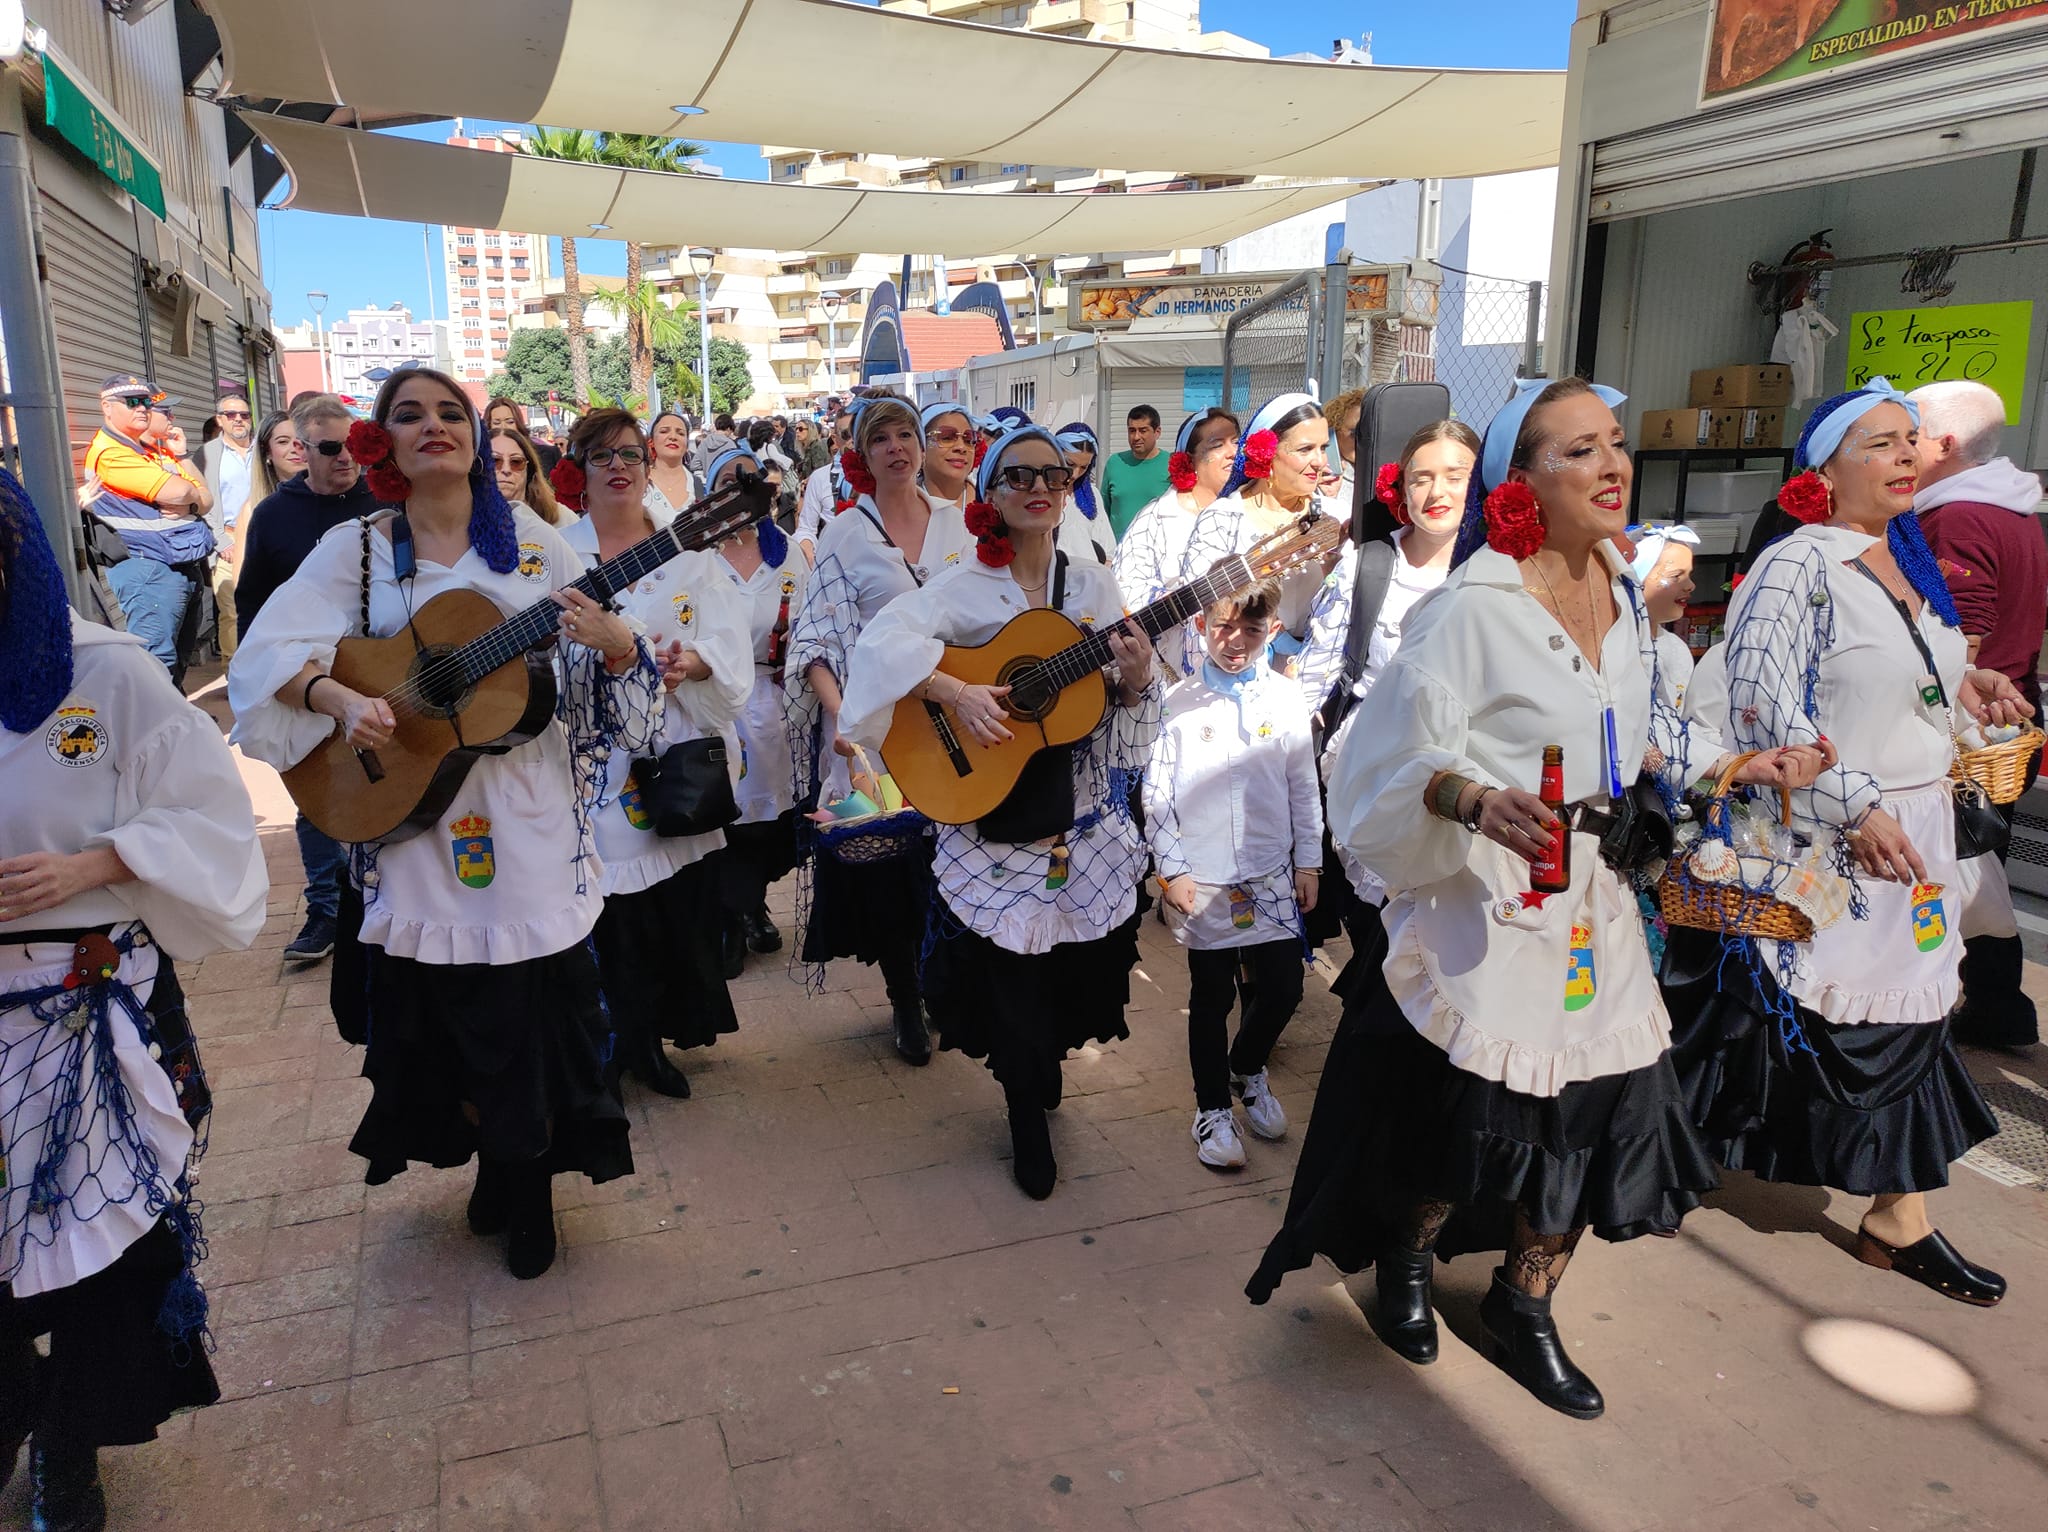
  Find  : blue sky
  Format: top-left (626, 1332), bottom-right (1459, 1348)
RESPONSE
top-left (260, 0), bottom-right (1576, 329)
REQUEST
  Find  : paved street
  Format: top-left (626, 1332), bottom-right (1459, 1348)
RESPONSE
top-left (8, 699), bottom-right (2048, 1531)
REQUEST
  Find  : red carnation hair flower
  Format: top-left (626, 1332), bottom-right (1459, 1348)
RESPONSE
top-left (976, 534), bottom-right (1017, 568)
top-left (964, 499), bottom-right (1002, 538)
top-left (365, 463), bottom-right (413, 504)
top-left (1374, 461), bottom-right (1409, 525)
top-left (346, 419), bottom-right (393, 465)
top-left (1240, 429), bottom-right (1279, 481)
top-left (1776, 470), bottom-right (1831, 524)
top-left (973, 436), bottom-right (989, 467)
top-left (549, 457), bottom-right (587, 513)
top-left (1167, 451), bottom-right (1197, 493)
top-left (840, 448), bottom-right (876, 498)
top-left (1483, 481), bottom-right (1546, 560)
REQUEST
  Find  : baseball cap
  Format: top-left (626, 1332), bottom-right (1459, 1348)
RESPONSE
top-left (147, 389), bottom-right (180, 412)
top-left (100, 373), bottom-right (152, 400)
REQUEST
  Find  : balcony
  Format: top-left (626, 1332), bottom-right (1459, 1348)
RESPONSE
top-left (1027, 0), bottom-right (1104, 31)
top-left (770, 339), bottom-right (823, 362)
top-left (767, 271), bottom-right (819, 296)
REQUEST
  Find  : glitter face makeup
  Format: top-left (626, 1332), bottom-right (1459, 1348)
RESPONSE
top-left (1510, 392), bottom-right (1633, 550)
top-left (1819, 403), bottom-right (1920, 531)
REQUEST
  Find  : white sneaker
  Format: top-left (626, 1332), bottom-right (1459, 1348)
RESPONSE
top-left (1193, 1107), bottom-right (1247, 1170)
top-left (1233, 1070), bottom-right (1288, 1140)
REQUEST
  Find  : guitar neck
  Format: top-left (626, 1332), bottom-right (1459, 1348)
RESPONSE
top-left (441, 487), bottom-right (766, 684)
top-left (1026, 554), bottom-right (1257, 694)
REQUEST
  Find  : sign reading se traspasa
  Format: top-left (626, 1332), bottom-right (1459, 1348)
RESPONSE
top-left (1846, 302), bottom-right (2032, 425)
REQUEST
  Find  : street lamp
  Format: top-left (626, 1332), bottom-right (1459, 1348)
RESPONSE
top-left (994, 261), bottom-right (1042, 346)
top-left (685, 246), bottom-right (714, 419)
top-left (307, 290), bottom-right (330, 393)
top-left (819, 289), bottom-right (846, 405)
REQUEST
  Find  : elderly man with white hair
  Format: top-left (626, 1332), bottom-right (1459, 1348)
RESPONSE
top-left (1911, 379), bottom-right (2047, 1048)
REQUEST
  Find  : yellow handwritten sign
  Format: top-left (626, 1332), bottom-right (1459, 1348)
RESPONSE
top-left (1847, 301), bottom-right (2031, 425)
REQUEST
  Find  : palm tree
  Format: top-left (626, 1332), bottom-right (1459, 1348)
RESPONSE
top-left (522, 128), bottom-right (600, 400)
top-left (589, 283), bottom-right (697, 397)
top-left (590, 135), bottom-right (704, 395)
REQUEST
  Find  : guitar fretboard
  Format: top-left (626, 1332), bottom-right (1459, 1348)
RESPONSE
top-left (422, 490), bottom-right (764, 693)
top-left (1022, 555), bottom-right (1254, 694)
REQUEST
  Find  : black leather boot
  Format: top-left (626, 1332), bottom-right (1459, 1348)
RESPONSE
top-left (1008, 1094), bottom-right (1058, 1201)
top-left (466, 1157), bottom-right (510, 1237)
top-left (630, 1034), bottom-right (692, 1099)
top-left (30, 1438), bottom-right (106, 1532)
top-left (1367, 1247), bottom-right (1439, 1365)
top-left (744, 906), bottom-right (783, 954)
top-left (892, 1001), bottom-right (933, 1067)
top-left (1479, 1271), bottom-right (1604, 1419)
top-left (505, 1162), bottom-right (558, 1281)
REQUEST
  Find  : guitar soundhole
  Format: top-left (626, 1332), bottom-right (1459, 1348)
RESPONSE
top-left (406, 644), bottom-right (477, 720)
top-left (996, 656), bottom-right (1053, 722)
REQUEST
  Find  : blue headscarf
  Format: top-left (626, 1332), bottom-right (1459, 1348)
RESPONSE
top-left (974, 424), bottom-right (1066, 503)
top-left (0, 468), bottom-right (73, 733)
top-left (986, 405), bottom-right (1032, 435)
top-left (1220, 392), bottom-right (1320, 499)
top-left (920, 400), bottom-right (973, 437)
top-left (708, 444), bottom-right (788, 566)
top-left (1054, 422), bottom-right (1100, 519)
top-left (1451, 377), bottom-right (1629, 568)
top-left (1796, 378), bottom-right (1957, 626)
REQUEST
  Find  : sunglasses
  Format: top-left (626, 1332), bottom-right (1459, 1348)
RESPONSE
top-left (927, 427), bottom-right (973, 445)
top-left (994, 464), bottom-right (1075, 492)
top-left (219, 409), bottom-right (252, 421)
top-left (583, 446), bottom-right (648, 468)
top-left (309, 438), bottom-right (349, 457)
top-left (114, 395), bottom-right (149, 409)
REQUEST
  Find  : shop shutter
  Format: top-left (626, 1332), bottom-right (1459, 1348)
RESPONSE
top-left (1587, 24), bottom-right (2048, 220)
top-left (148, 294), bottom-right (222, 425)
top-left (38, 195), bottom-right (145, 477)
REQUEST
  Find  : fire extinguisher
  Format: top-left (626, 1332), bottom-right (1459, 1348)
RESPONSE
top-left (1769, 228), bottom-right (1835, 316)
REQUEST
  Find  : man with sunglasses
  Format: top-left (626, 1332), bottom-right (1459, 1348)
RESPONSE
top-left (84, 373), bottom-right (214, 684)
top-left (194, 392), bottom-right (258, 657)
top-left (232, 393), bottom-right (378, 962)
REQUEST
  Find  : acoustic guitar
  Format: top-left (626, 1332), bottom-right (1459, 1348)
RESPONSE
top-left (883, 514), bottom-right (1344, 825)
top-left (284, 475), bottom-right (772, 846)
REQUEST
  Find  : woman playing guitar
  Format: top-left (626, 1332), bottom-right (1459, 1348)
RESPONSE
top-left (228, 369), bottom-right (661, 1281)
top-left (839, 427), bottom-right (1160, 1202)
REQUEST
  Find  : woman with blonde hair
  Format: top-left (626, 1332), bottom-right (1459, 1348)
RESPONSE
top-left (490, 425), bottom-right (565, 524)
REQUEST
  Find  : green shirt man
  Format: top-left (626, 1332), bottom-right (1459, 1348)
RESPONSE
top-left (1103, 405), bottom-right (1172, 539)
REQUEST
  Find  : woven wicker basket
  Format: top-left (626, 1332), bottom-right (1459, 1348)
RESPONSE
top-left (1951, 728), bottom-right (2043, 806)
top-left (1657, 752), bottom-right (1815, 942)
top-left (811, 745), bottom-right (929, 865)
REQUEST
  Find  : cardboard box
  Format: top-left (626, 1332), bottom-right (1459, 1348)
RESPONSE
top-left (1704, 406), bottom-right (1785, 449)
top-left (1638, 407), bottom-right (1715, 450)
top-left (1689, 364), bottom-right (1792, 408)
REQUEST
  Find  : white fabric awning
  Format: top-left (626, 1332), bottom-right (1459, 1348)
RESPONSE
top-left (246, 114), bottom-right (1368, 255)
top-left (213, 0), bottom-right (1563, 181)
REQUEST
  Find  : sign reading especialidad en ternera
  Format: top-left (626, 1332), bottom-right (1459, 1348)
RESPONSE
top-left (1702, 0), bottom-right (2048, 105)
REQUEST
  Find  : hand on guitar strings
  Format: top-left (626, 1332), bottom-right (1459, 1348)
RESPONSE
top-left (338, 690), bottom-right (398, 751)
top-left (954, 681), bottom-right (1014, 747)
top-left (1107, 619), bottom-right (1153, 702)
top-left (552, 588), bottom-right (636, 670)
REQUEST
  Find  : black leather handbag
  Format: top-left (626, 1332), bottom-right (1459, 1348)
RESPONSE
top-left (634, 738), bottom-right (740, 838)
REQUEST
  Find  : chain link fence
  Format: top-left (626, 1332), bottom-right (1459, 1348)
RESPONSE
top-left (1401, 274), bottom-right (1544, 433)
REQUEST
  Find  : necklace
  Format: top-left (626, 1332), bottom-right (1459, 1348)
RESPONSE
top-left (1525, 554), bottom-right (1602, 668)
top-left (1015, 575), bottom-right (1049, 593)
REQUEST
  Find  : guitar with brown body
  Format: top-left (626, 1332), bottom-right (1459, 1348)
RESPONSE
top-left (283, 475), bottom-right (772, 845)
top-left (883, 514), bottom-right (1343, 825)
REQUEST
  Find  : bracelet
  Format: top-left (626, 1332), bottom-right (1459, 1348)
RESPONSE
top-left (302, 673), bottom-right (336, 713)
top-left (1460, 787), bottom-right (1495, 833)
top-left (1426, 770), bottom-right (1470, 823)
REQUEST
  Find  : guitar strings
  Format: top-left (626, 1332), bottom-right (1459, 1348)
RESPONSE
top-left (370, 495), bottom-right (758, 717)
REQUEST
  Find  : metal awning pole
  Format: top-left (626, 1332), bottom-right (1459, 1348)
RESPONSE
top-left (0, 131), bottom-right (86, 609)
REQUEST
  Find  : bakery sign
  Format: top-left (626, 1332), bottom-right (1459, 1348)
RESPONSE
top-left (1703, 0), bottom-right (2048, 104)
top-left (1068, 269), bottom-right (1390, 330)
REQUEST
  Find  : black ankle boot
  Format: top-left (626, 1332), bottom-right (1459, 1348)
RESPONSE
top-left (466, 1158), bottom-right (510, 1237)
top-left (31, 1439), bottom-right (106, 1532)
top-left (1479, 1271), bottom-right (1604, 1419)
top-left (1367, 1247), bottom-right (1439, 1365)
top-left (631, 1035), bottom-right (692, 1099)
top-left (744, 906), bottom-right (783, 954)
top-left (505, 1163), bottom-right (558, 1281)
top-left (1008, 1100), bottom-right (1057, 1200)
top-left (892, 1001), bottom-right (933, 1067)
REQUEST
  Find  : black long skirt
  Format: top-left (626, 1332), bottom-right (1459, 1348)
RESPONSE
top-left (592, 858), bottom-right (736, 1049)
top-left (1662, 927), bottom-right (1998, 1194)
top-left (800, 842), bottom-right (933, 967)
top-left (1, 1218), bottom-right (219, 1447)
top-left (348, 937), bottom-right (633, 1187)
top-left (1247, 926), bottom-right (1718, 1304)
top-left (923, 912), bottom-right (1142, 1098)
top-left (718, 812), bottom-right (801, 917)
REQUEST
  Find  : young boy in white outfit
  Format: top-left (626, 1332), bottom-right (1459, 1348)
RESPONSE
top-left (1144, 577), bottom-right (1323, 1169)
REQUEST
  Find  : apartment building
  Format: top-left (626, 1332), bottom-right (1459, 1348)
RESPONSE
top-left (441, 130), bottom-right (552, 386)
top-left (323, 305), bottom-right (455, 400)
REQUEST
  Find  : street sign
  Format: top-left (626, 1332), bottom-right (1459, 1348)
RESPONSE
top-left (42, 51), bottom-right (166, 220)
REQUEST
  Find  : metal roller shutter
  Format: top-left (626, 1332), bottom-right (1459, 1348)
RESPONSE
top-left (1587, 23), bottom-right (2048, 220)
top-left (38, 195), bottom-right (145, 476)
top-left (148, 294), bottom-right (221, 425)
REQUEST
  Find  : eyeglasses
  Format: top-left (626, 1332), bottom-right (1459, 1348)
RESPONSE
top-left (310, 438), bottom-right (348, 457)
top-left (994, 464), bottom-right (1075, 492)
top-left (219, 409), bottom-right (251, 421)
top-left (927, 427), bottom-right (973, 445)
top-left (583, 446), bottom-right (648, 468)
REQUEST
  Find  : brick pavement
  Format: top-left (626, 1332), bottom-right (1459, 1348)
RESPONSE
top-left (6, 726), bottom-right (2048, 1531)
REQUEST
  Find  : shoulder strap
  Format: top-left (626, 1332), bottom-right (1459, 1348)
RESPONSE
top-left (357, 516), bottom-right (373, 637)
top-left (1052, 549), bottom-right (1069, 613)
top-left (855, 503), bottom-right (926, 587)
top-left (1318, 539), bottom-right (1397, 733)
top-left (1850, 556), bottom-right (1946, 705)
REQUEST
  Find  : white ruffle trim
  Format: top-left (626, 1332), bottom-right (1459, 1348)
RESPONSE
top-left (1383, 918), bottom-right (1673, 1099)
top-left (1778, 954), bottom-right (1960, 1029)
top-left (599, 832), bottom-right (724, 898)
top-left (362, 890), bottom-right (601, 966)
top-left (938, 881), bottom-right (1136, 957)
